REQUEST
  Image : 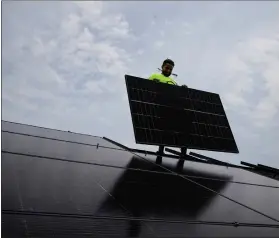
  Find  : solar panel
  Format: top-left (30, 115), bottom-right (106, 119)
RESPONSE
top-left (1, 120), bottom-right (121, 150)
top-left (125, 75), bottom-right (239, 153)
top-left (2, 121), bottom-right (279, 237)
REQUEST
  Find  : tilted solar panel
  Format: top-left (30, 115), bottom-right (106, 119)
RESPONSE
top-left (125, 75), bottom-right (239, 153)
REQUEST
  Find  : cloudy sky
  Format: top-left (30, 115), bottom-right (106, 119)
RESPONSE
top-left (2, 1), bottom-right (279, 168)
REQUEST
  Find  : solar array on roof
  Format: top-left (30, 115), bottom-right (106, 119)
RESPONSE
top-left (125, 75), bottom-right (239, 153)
top-left (2, 120), bottom-right (279, 237)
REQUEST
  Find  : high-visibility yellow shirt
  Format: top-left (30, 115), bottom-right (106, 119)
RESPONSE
top-left (148, 73), bottom-right (177, 85)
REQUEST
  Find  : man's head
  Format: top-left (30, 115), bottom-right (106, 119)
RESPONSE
top-left (161, 58), bottom-right (174, 77)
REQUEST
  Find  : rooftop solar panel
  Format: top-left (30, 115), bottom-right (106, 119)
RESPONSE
top-left (133, 152), bottom-right (279, 188)
top-left (98, 158), bottom-right (279, 225)
top-left (1, 131), bottom-right (163, 172)
top-left (2, 121), bottom-right (279, 237)
top-left (125, 75), bottom-right (239, 153)
top-left (2, 120), bottom-right (122, 150)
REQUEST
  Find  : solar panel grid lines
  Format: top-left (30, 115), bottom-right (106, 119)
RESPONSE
top-left (3, 210), bottom-right (279, 228)
top-left (2, 122), bottom-right (279, 237)
top-left (1, 120), bottom-right (101, 138)
top-left (125, 75), bottom-right (239, 153)
top-left (128, 85), bottom-right (224, 115)
top-left (4, 149), bottom-right (279, 190)
top-left (1, 121), bottom-right (123, 151)
top-left (130, 151), bottom-right (279, 224)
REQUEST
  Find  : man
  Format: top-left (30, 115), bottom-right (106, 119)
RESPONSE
top-left (149, 58), bottom-right (187, 87)
top-left (149, 58), bottom-right (178, 85)
top-left (149, 59), bottom-right (187, 156)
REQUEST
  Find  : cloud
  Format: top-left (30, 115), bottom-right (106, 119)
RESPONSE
top-left (159, 30), bottom-right (165, 37)
top-left (222, 34), bottom-right (279, 127)
top-left (181, 22), bottom-right (192, 35)
top-left (2, 1), bottom-right (134, 136)
top-left (154, 41), bottom-right (165, 49)
top-left (137, 49), bottom-right (144, 55)
top-left (165, 19), bottom-right (173, 26)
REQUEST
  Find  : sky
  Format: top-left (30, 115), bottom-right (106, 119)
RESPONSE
top-left (2, 1), bottom-right (279, 168)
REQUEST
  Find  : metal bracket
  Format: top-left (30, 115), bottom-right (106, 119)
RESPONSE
top-left (156, 145), bottom-right (165, 156)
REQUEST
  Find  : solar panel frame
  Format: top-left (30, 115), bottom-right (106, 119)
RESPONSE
top-left (125, 75), bottom-right (239, 153)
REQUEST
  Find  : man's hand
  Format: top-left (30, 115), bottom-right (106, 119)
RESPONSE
top-left (181, 84), bottom-right (188, 88)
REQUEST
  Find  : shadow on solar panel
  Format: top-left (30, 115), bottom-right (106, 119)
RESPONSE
top-left (97, 155), bottom-right (232, 237)
top-left (125, 75), bottom-right (239, 159)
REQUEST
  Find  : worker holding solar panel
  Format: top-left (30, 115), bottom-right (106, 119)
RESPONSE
top-left (149, 59), bottom-right (187, 155)
top-left (125, 59), bottom-right (239, 162)
top-left (149, 58), bottom-right (187, 87)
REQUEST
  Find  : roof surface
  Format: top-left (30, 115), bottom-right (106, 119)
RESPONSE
top-left (2, 120), bottom-right (279, 237)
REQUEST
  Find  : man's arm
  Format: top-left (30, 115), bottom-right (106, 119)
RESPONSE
top-left (148, 73), bottom-right (156, 80)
